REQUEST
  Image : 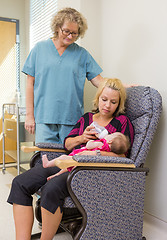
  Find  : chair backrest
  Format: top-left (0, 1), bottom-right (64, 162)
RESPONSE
top-left (125, 86), bottom-right (162, 167)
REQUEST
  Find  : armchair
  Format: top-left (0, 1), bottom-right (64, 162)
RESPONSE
top-left (23, 86), bottom-right (162, 240)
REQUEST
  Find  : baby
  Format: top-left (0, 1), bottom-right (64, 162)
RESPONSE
top-left (42, 132), bottom-right (130, 180)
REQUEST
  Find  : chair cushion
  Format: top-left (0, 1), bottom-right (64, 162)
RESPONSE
top-left (36, 142), bottom-right (64, 149)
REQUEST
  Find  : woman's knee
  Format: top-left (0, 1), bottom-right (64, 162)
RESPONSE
top-left (11, 174), bottom-right (23, 189)
top-left (11, 170), bottom-right (40, 196)
top-left (41, 174), bottom-right (69, 202)
top-left (41, 180), bottom-right (62, 199)
top-left (7, 173), bottom-right (33, 206)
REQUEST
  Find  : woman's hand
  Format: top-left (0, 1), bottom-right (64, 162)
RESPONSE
top-left (80, 125), bottom-right (97, 144)
top-left (65, 125), bottom-right (97, 151)
top-left (25, 115), bottom-right (35, 134)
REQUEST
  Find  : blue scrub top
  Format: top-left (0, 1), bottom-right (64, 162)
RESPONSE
top-left (22, 39), bottom-right (102, 125)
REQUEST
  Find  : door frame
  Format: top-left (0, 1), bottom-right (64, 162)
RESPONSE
top-left (0, 17), bottom-right (20, 92)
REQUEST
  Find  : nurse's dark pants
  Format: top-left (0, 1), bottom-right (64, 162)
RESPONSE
top-left (7, 163), bottom-right (69, 214)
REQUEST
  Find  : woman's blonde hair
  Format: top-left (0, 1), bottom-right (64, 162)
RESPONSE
top-left (51, 7), bottom-right (88, 39)
top-left (93, 78), bottom-right (126, 116)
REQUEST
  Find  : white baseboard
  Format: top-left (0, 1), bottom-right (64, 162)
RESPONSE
top-left (143, 212), bottom-right (167, 240)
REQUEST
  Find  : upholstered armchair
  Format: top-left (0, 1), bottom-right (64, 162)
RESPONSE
top-left (23, 86), bottom-right (162, 240)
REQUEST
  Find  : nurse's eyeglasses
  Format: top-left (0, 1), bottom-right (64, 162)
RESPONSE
top-left (60, 27), bottom-right (79, 38)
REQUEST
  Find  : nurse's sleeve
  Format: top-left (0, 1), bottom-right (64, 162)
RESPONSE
top-left (22, 44), bottom-right (38, 77)
top-left (85, 51), bottom-right (103, 81)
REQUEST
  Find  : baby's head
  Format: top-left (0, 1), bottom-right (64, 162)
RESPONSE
top-left (104, 132), bottom-right (130, 154)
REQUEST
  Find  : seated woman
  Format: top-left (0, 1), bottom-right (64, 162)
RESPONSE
top-left (7, 78), bottom-right (134, 240)
top-left (42, 132), bottom-right (130, 180)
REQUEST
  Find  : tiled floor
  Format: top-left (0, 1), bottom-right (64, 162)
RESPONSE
top-left (0, 164), bottom-right (167, 240)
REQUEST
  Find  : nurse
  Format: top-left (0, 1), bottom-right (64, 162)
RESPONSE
top-left (23, 7), bottom-right (103, 143)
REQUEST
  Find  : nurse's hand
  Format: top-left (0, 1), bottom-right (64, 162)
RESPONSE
top-left (25, 115), bottom-right (35, 134)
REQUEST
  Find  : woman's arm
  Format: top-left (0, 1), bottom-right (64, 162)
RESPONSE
top-left (25, 75), bottom-right (35, 134)
top-left (86, 140), bottom-right (103, 149)
top-left (76, 150), bottom-right (125, 157)
top-left (100, 151), bottom-right (125, 157)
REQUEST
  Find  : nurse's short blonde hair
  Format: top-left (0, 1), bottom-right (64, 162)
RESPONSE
top-left (51, 7), bottom-right (88, 40)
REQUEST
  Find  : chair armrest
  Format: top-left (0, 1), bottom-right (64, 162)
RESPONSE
top-left (54, 155), bottom-right (136, 169)
top-left (21, 145), bottom-right (67, 153)
top-left (73, 155), bottom-right (134, 165)
top-left (21, 142), bottom-right (68, 153)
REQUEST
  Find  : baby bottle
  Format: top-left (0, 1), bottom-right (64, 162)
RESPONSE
top-left (90, 121), bottom-right (108, 139)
